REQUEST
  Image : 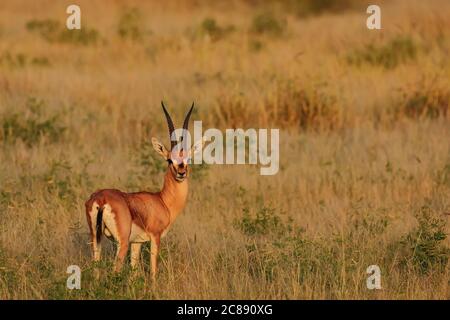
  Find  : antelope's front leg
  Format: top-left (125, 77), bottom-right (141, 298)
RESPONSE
top-left (150, 234), bottom-right (161, 281)
top-left (130, 243), bottom-right (143, 269)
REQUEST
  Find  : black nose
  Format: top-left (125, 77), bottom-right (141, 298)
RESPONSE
top-left (179, 172), bottom-right (186, 177)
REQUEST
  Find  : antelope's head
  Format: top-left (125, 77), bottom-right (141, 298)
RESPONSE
top-left (152, 102), bottom-right (205, 182)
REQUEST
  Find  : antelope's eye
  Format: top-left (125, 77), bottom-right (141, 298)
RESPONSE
top-left (167, 159), bottom-right (173, 164)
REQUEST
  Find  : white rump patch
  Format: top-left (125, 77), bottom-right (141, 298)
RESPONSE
top-left (89, 201), bottom-right (100, 230)
top-left (102, 204), bottom-right (120, 241)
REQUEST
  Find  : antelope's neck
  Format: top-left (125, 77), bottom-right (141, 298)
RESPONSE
top-left (160, 170), bottom-right (188, 225)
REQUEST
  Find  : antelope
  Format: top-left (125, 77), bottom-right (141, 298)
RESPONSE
top-left (85, 102), bottom-right (205, 281)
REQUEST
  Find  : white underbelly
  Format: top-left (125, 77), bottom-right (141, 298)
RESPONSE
top-left (129, 223), bottom-right (150, 243)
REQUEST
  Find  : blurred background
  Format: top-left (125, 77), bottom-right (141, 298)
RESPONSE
top-left (0, 0), bottom-right (449, 299)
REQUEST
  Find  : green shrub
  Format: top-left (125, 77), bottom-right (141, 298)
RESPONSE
top-left (26, 19), bottom-right (99, 45)
top-left (0, 190), bottom-right (13, 212)
top-left (347, 36), bottom-right (418, 69)
top-left (388, 80), bottom-right (450, 121)
top-left (44, 160), bottom-right (76, 200)
top-left (397, 207), bottom-right (449, 274)
top-left (249, 39), bottom-right (264, 52)
top-left (234, 207), bottom-right (338, 282)
top-left (0, 250), bottom-right (19, 297)
top-left (202, 18), bottom-right (220, 40)
top-left (250, 12), bottom-right (285, 36)
top-left (118, 8), bottom-right (145, 41)
top-left (0, 98), bottom-right (66, 147)
top-left (194, 18), bottom-right (234, 42)
top-left (401, 87), bottom-right (449, 119)
top-left (57, 28), bottom-right (100, 46)
top-left (204, 18), bottom-right (234, 41)
top-left (0, 52), bottom-right (51, 68)
top-left (26, 19), bottom-right (59, 40)
top-left (234, 206), bottom-right (289, 236)
top-left (290, 0), bottom-right (355, 16)
top-left (0, 52), bottom-right (26, 68)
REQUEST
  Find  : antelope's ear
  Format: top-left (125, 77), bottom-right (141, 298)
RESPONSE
top-left (189, 136), bottom-right (207, 158)
top-left (152, 137), bottom-right (170, 160)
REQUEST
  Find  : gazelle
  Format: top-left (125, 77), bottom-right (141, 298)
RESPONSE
top-left (85, 102), bottom-right (205, 281)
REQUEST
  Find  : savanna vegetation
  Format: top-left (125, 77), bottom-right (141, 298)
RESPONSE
top-left (0, 0), bottom-right (449, 299)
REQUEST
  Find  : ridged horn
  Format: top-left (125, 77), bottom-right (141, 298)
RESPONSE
top-left (161, 101), bottom-right (177, 150)
top-left (181, 102), bottom-right (194, 148)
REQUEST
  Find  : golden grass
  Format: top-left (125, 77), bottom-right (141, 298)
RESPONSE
top-left (0, 0), bottom-right (449, 299)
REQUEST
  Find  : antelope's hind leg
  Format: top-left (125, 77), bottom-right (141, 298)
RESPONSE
top-left (113, 240), bottom-right (129, 272)
top-left (149, 234), bottom-right (161, 282)
top-left (102, 204), bottom-right (131, 272)
top-left (130, 243), bottom-right (143, 270)
top-left (87, 201), bottom-right (102, 262)
top-left (86, 201), bottom-right (103, 279)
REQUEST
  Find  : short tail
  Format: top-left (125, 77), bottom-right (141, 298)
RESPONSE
top-left (96, 206), bottom-right (104, 243)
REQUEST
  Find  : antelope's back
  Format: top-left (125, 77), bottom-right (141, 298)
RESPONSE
top-left (85, 189), bottom-right (128, 213)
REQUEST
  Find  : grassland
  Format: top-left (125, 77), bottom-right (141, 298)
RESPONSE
top-left (0, 0), bottom-right (449, 299)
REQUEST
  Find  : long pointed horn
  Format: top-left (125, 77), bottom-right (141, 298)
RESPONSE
top-left (161, 101), bottom-right (177, 150)
top-left (181, 102), bottom-right (194, 146)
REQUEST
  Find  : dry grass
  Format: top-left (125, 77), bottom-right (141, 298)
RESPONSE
top-left (0, 0), bottom-right (449, 299)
